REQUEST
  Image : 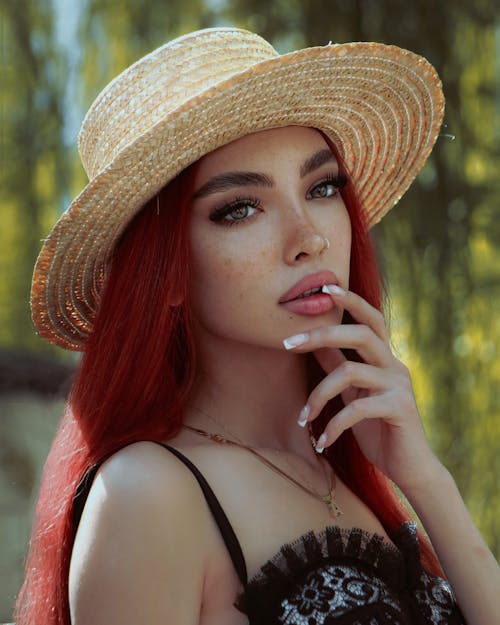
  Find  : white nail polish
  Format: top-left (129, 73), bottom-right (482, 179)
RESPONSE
top-left (283, 333), bottom-right (308, 350)
top-left (297, 405), bottom-right (310, 427)
top-left (322, 284), bottom-right (346, 296)
top-left (315, 433), bottom-right (327, 453)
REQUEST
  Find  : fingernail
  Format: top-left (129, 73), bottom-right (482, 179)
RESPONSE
top-left (322, 284), bottom-right (346, 296)
top-left (315, 433), bottom-right (327, 453)
top-left (297, 405), bottom-right (310, 427)
top-left (283, 333), bottom-right (308, 350)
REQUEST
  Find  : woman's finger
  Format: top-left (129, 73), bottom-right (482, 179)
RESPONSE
top-left (300, 361), bottom-right (393, 426)
top-left (314, 393), bottom-right (400, 452)
top-left (322, 285), bottom-right (388, 342)
top-left (284, 323), bottom-right (395, 368)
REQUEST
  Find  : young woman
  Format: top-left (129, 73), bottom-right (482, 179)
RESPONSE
top-left (17, 27), bottom-right (499, 625)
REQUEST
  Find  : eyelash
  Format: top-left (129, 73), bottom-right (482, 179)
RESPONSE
top-left (308, 174), bottom-right (347, 198)
top-left (209, 173), bottom-right (348, 226)
top-left (209, 196), bottom-right (262, 226)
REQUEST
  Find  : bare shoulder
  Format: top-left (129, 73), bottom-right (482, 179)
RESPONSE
top-left (87, 440), bottom-right (201, 499)
top-left (69, 441), bottom-right (209, 625)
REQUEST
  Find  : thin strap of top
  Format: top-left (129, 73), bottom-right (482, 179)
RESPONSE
top-left (72, 442), bottom-right (248, 587)
top-left (158, 444), bottom-right (248, 586)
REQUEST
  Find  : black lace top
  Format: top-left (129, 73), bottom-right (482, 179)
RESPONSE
top-left (235, 522), bottom-right (465, 624)
top-left (73, 443), bottom-right (465, 624)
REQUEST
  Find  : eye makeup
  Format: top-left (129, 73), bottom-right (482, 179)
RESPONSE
top-left (307, 173), bottom-right (347, 199)
top-left (209, 196), bottom-right (262, 226)
top-left (207, 171), bottom-right (348, 227)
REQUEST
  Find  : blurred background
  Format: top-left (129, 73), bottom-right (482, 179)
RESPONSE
top-left (1, 0), bottom-right (499, 620)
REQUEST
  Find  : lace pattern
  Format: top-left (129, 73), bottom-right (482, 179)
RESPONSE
top-left (235, 522), bottom-right (465, 625)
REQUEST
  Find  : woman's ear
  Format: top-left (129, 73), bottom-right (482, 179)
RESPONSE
top-left (166, 274), bottom-right (187, 307)
top-left (168, 294), bottom-right (184, 307)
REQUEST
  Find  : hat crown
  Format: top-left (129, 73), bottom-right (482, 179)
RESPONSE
top-left (78, 28), bottom-right (279, 179)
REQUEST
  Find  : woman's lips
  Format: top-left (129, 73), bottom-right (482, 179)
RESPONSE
top-left (279, 270), bottom-right (339, 303)
top-left (279, 270), bottom-right (339, 316)
top-left (281, 293), bottom-right (334, 315)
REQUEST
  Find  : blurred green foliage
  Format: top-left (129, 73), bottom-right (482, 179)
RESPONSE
top-left (1, 0), bottom-right (499, 556)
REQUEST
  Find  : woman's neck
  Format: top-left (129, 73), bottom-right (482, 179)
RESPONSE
top-left (185, 335), bottom-right (314, 455)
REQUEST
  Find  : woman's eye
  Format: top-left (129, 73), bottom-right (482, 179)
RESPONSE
top-left (310, 183), bottom-right (335, 198)
top-left (226, 204), bottom-right (255, 221)
top-left (308, 175), bottom-right (347, 199)
top-left (210, 198), bottom-right (261, 225)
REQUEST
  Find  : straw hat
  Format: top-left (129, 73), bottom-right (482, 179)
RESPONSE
top-left (31, 27), bottom-right (444, 350)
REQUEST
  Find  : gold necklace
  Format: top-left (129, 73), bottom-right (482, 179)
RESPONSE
top-left (195, 407), bottom-right (339, 508)
top-left (183, 415), bottom-right (343, 518)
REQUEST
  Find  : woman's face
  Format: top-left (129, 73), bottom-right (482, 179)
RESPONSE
top-left (189, 126), bottom-right (352, 350)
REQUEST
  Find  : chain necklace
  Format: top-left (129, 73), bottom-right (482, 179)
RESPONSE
top-left (183, 410), bottom-right (343, 518)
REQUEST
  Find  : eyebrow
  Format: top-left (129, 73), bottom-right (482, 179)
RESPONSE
top-left (192, 148), bottom-right (337, 200)
top-left (193, 171), bottom-right (273, 200)
top-left (300, 148), bottom-right (336, 177)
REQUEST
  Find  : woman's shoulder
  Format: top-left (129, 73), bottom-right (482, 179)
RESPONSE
top-left (76, 440), bottom-right (212, 545)
top-left (78, 441), bottom-right (209, 521)
top-left (69, 441), bottom-right (210, 624)
top-left (95, 440), bottom-right (204, 495)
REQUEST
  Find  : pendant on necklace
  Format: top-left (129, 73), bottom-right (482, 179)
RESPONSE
top-left (322, 493), bottom-right (343, 518)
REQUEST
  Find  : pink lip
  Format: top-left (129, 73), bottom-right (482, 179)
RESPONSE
top-left (281, 293), bottom-right (334, 316)
top-left (279, 270), bottom-right (339, 304)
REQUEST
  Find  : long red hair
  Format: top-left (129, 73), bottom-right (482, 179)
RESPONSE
top-left (16, 137), bottom-right (441, 625)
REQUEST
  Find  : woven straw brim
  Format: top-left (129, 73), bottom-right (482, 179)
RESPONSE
top-left (31, 42), bottom-right (444, 350)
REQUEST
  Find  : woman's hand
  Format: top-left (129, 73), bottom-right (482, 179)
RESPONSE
top-left (285, 285), bottom-right (500, 625)
top-left (283, 284), bottom-right (441, 494)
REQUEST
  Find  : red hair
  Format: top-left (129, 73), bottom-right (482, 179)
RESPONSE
top-left (16, 139), bottom-right (441, 625)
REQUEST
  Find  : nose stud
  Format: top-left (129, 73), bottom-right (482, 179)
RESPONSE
top-left (295, 233), bottom-right (330, 260)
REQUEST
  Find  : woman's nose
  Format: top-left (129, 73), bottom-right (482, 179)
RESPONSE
top-left (284, 218), bottom-right (327, 264)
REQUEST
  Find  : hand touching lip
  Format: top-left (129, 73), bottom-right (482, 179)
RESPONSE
top-left (281, 285), bottom-right (433, 491)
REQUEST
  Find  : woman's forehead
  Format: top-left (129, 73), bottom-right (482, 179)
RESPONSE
top-left (195, 126), bottom-right (334, 180)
